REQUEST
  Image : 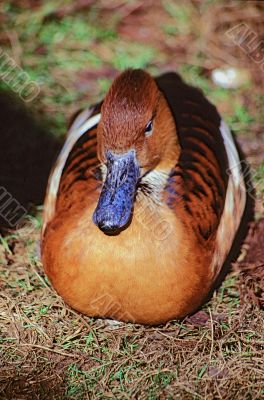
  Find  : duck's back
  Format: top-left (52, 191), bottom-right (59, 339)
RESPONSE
top-left (156, 72), bottom-right (246, 275)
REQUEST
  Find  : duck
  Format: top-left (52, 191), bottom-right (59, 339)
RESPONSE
top-left (41, 69), bottom-right (246, 325)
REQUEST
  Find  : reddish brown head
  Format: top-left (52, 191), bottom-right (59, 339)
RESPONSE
top-left (97, 69), bottom-right (178, 171)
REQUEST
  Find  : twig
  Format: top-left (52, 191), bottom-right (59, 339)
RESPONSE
top-left (19, 343), bottom-right (81, 358)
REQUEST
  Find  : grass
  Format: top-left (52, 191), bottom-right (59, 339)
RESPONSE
top-left (0, 1), bottom-right (263, 399)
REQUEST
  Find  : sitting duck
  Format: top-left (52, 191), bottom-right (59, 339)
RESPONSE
top-left (41, 69), bottom-right (246, 325)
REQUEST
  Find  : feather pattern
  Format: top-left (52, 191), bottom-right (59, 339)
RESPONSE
top-left (41, 69), bottom-right (247, 325)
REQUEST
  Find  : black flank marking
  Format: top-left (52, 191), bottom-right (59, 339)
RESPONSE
top-left (180, 117), bottom-right (220, 138)
top-left (183, 201), bottom-right (193, 216)
top-left (192, 183), bottom-right (207, 199)
top-left (66, 176), bottom-right (88, 191)
top-left (180, 127), bottom-right (228, 180)
top-left (207, 168), bottom-right (225, 198)
top-left (179, 161), bottom-right (219, 203)
top-left (210, 199), bottom-right (220, 217)
top-left (138, 182), bottom-right (153, 196)
top-left (180, 152), bottom-right (225, 200)
top-left (65, 132), bottom-right (97, 166)
top-left (66, 151), bottom-right (98, 174)
top-left (181, 111), bottom-right (221, 136)
top-left (65, 170), bottom-right (88, 191)
top-left (182, 138), bottom-right (208, 158)
top-left (170, 166), bottom-right (209, 199)
top-left (170, 167), bottom-right (193, 183)
top-left (180, 128), bottom-right (220, 157)
top-left (73, 130), bottom-right (97, 148)
top-left (182, 147), bottom-right (221, 175)
top-left (66, 138), bottom-right (97, 165)
top-left (198, 223), bottom-right (211, 241)
top-left (169, 169), bottom-right (183, 178)
top-left (183, 136), bottom-right (221, 166)
top-left (179, 160), bottom-right (203, 176)
top-left (181, 193), bottom-right (191, 202)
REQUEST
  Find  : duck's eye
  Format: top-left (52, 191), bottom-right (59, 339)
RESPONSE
top-left (145, 120), bottom-right (153, 137)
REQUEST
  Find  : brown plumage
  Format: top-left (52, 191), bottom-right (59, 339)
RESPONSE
top-left (41, 69), bottom-right (246, 325)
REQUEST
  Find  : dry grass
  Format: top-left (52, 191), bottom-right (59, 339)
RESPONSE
top-left (0, 223), bottom-right (263, 399)
top-left (0, 1), bottom-right (264, 399)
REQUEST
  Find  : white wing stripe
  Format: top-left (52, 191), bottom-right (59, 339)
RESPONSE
top-left (42, 111), bottom-right (101, 233)
top-left (220, 119), bottom-right (242, 187)
top-left (210, 119), bottom-right (246, 276)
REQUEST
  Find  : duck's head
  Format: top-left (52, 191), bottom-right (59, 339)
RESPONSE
top-left (93, 69), bottom-right (179, 235)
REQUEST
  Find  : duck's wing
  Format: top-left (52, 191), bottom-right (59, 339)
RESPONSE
top-left (42, 105), bottom-right (102, 234)
top-left (158, 72), bottom-right (246, 276)
top-left (210, 120), bottom-right (247, 276)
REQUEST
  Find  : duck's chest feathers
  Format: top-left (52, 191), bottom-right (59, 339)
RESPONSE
top-left (44, 186), bottom-right (204, 325)
top-left (62, 183), bottom-right (183, 270)
top-left (137, 169), bottom-right (170, 204)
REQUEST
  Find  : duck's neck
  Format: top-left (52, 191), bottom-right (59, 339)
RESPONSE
top-left (155, 93), bottom-right (180, 173)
